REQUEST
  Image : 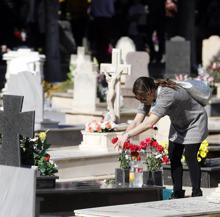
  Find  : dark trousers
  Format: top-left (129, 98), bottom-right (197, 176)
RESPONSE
top-left (168, 141), bottom-right (201, 193)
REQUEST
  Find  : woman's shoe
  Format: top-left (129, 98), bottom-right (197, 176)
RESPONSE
top-left (192, 189), bottom-right (203, 197)
top-left (170, 190), bottom-right (185, 199)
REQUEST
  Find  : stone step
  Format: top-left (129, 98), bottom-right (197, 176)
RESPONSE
top-left (208, 117), bottom-right (220, 133)
top-left (206, 97), bottom-right (220, 117)
top-left (46, 125), bottom-right (84, 148)
top-left (51, 92), bottom-right (73, 111)
top-left (51, 91), bottom-right (107, 112)
top-left (49, 146), bottom-right (119, 180)
top-left (65, 108), bottom-right (136, 125)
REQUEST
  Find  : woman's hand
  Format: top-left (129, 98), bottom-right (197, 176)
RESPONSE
top-left (114, 132), bottom-right (129, 151)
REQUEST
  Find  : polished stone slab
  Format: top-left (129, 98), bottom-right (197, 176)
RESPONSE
top-left (75, 197), bottom-right (220, 217)
top-left (0, 165), bottom-right (36, 217)
top-left (37, 181), bottom-right (163, 215)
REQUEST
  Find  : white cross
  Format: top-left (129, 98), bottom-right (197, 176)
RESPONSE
top-left (100, 49), bottom-right (131, 122)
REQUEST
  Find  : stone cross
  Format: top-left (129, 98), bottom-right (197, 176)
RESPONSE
top-left (100, 49), bottom-right (131, 122)
top-left (0, 95), bottom-right (35, 166)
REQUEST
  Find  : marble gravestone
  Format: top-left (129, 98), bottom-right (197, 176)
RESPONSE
top-left (165, 36), bottom-right (191, 78)
top-left (73, 54), bottom-right (98, 112)
top-left (125, 51), bottom-right (150, 88)
top-left (0, 95), bottom-right (35, 166)
top-left (115, 36), bottom-right (136, 64)
top-left (121, 51), bottom-right (150, 109)
top-left (70, 46), bottom-right (91, 76)
top-left (0, 165), bottom-right (36, 217)
top-left (3, 49), bottom-right (45, 130)
top-left (202, 35), bottom-right (220, 69)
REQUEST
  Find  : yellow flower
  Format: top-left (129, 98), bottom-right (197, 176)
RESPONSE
top-left (200, 151), bottom-right (207, 158)
top-left (197, 156), bottom-right (202, 162)
top-left (39, 132), bottom-right (47, 142)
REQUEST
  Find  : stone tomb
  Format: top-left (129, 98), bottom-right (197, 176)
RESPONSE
top-left (75, 197), bottom-right (220, 217)
top-left (37, 181), bottom-right (163, 216)
top-left (0, 95), bottom-right (34, 166)
top-left (79, 131), bottom-right (124, 152)
top-left (165, 36), bottom-right (191, 78)
top-left (0, 165), bottom-right (36, 217)
top-left (3, 49), bottom-right (45, 130)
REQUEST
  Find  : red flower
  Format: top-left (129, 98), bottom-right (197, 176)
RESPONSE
top-left (111, 137), bottom-right (118, 144)
top-left (162, 155), bottom-right (169, 164)
top-left (123, 141), bottom-right (131, 150)
top-left (151, 140), bottom-right (159, 148)
top-left (44, 154), bottom-right (50, 161)
top-left (137, 155), bottom-right (141, 161)
top-left (156, 145), bottom-right (164, 153)
top-left (145, 138), bottom-right (152, 144)
top-left (140, 141), bottom-right (147, 149)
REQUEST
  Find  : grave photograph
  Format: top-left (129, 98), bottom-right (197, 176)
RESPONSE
top-left (1, 0), bottom-right (220, 217)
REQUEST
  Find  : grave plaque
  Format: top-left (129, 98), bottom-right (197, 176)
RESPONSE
top-left (0, 95), bottom-right (35, 166)
top-left (165, 36), bottom-right (191, 78)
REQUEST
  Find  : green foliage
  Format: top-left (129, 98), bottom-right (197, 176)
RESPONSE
top-left (119, 150), bottom-right (130, 169)
top-left (145, 155), bottom-right (162, 172)
top-left (20, 132), bottom-right (58, 176)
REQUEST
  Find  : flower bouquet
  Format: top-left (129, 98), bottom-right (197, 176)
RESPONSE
top-left (20, 131), bottom-right (58, 176)
top-left (85, 120), bottom-right (116, 133)
top-left (112, 137), bottom-right (169, 186)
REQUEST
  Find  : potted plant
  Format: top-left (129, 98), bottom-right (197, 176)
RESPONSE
top-left (20, 131), bottom-right (58, 188)
top-left (112, 137), bottom-right (130, 185)
top-left (139, 138), bottom-right (169, 186)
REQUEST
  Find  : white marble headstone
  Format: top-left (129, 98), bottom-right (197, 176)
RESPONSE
top-left (70, 46), bottom-right (91, 75)
top-left (0, 165), bottom-right (36, 217)
top-left (73, 58), bottom-right (98, 112)
top-left (115, 37), bottom-right (136, 63)
top-left (202, 35), bottom-right (220, 69)
top-left (3, 49), bottom-right (45, 130)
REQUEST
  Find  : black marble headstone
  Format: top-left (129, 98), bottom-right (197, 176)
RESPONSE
top-left (165, 36), bottom-right (191, 78)
top-left (0, 95), bottom-right (35, 166)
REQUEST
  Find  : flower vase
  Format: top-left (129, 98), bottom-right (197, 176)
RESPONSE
top-left (115, 168), bottom-right (129, 185)
top-left (36, 175), bottom-right (59, 189)
top-left (143, 170), bottom-right (163, 186)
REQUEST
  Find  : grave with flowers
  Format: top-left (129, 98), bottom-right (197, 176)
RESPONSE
top-left (0, 95), bottom-right (58, 190)
top-left (20, 131), bottom-right (58, 188)
top-left (112, 136), bottom-right (169, 187)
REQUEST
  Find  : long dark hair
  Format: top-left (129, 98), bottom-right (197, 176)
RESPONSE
top-left (133, 77), bottom-right (177, 96)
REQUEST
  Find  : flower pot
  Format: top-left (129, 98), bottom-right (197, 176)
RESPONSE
top-left (143, 170), bottom-right (163, 186)
top-left (115, 168), bottom-right (129, 185)
top-left (36, 175), bottom-right (59, 189)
